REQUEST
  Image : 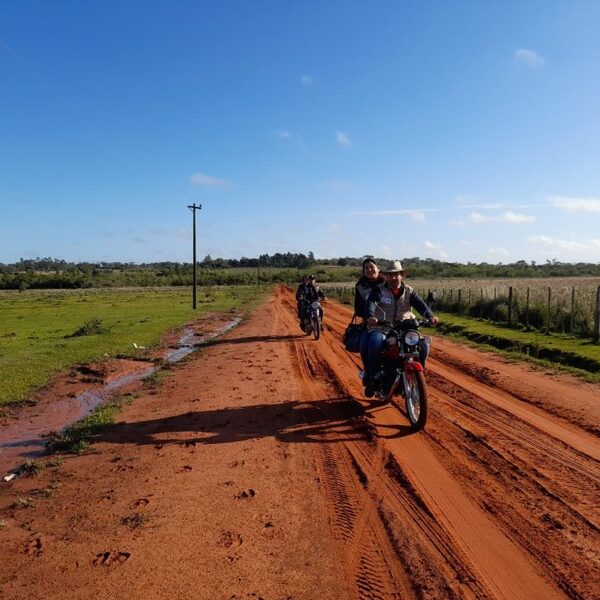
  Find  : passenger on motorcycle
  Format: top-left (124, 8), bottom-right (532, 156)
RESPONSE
top-left (301, 275), bottom-right (326, 329)
top-left (354, 257), bottom-right (385, 380)
top-left (295, 275), bottom-right (309, 321)
top-left (364, 260), bottom-right (438, 396)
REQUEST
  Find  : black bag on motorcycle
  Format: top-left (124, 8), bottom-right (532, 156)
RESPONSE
top-left (342, 316), bottom-right (362, 353)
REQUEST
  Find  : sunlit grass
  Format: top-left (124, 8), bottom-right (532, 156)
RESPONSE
top-left (0, 286), bottom-right (261, 406)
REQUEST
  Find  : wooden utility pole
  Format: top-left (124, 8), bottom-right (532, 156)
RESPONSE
top-left (187, 203), bottom-right (202, 309)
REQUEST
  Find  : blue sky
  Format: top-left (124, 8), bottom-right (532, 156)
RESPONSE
top-left (1, 1), bottom-right (599, 264)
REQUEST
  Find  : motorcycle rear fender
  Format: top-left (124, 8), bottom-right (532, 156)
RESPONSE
top-left (404, 359), bottom-right (424, 373)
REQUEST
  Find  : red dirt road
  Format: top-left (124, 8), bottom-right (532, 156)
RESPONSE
top-left (1, 287), bottom-right (599, 599)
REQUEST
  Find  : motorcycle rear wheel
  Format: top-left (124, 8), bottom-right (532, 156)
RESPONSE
top-left (404, 369), bottom-right (428, 430)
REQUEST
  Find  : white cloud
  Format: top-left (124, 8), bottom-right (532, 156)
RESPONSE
top-left (379, 245), bottom-right (393, 259)
top-left (352, 209), bottom-right (427, 221)
top-left (335, 131), bottom-right (353, 147)
top-left (515, 48), bottom-right (545, 68)
top-left (488, 247), bottom-right (509, 257)
top-left (461, 202), bottom-right (507, 210)
top-left (189, 172), bottom-right (231, 187)
top-left (425, 241), bottom-right (442, 251)
top-left (424, 240), bottom-right (448, 259)
top-left (550, 196), bottom-right (600, 213)
top-left (467, 211), bottom-right (535, 224)
top-left (274, 129), bottom-right (307, 151)
top-left (529, 235), bottom-right (600, 254)
top-left (300, 74), bottom-right (313, 86)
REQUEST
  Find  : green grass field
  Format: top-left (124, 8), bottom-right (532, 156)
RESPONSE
top-left (0, 286), bottom-right (262, 407)
top-left (434, 312), bottom-right (600, 381)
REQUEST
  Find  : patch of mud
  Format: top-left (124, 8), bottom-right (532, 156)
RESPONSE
top-left (0, 315), bottom-right (242, 475)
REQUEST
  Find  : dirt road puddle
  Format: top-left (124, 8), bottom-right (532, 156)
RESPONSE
top-left (0, 318), bottom-right (241, 475)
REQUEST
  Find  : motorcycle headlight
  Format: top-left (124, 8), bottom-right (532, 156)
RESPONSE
top-left (404, 330), bottom-right (420, 346)
top-left (311, 301), bottom-right (320, 308)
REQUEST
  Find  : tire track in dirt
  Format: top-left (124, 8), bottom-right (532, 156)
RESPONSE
top-left (280, 293), bottom-right (501, 598)
top-left (428, 359), bottom-right (600, 462)
top-left (279, 286), bottom-right (598, 599)
top-left (284, 319), bottom-right (412, 599)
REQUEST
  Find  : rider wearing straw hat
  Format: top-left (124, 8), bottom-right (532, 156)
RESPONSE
top-left (363, 260), bottom-right (438, 396)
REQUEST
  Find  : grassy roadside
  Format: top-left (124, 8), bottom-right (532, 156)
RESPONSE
top-left (325, 288), bottom-right (600, 381)
top-left (434, 312), bottom-right (600, 382)
top-left (0, 286), bottom-right (266, 407)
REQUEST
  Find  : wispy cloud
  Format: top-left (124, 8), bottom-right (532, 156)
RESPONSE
top-left (461, 202), bottom-right (507, 210)
top-left (550, 196), bottom-right (600, 213)
top-left (335, 131), bottom-right (353, 147)
top-left (424, 240), bottom-right (448, 259)
top-left (458, 202), bottom-right (537, 210)
top-left (467, 211), bottom-right (535, 224)
top-left (515, 48), bottom-right (545, 68)
top-left (380, 245), bottom-right (393, 259)
top-left (488, 247), bottom-right (509, 257)
top-left (530, 235), bottom-right (600, 254)
top-left (352, 209), bottom-right (428, 222)
top-left (274, 129), bottom-right (307, 151)
top-left (189, 172), bottom-right (231, 187)
top-left (300, 74), bottom-right (314, 86)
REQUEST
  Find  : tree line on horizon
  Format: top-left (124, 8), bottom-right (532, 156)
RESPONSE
top-left (0, 254), bottom-right (598, 290)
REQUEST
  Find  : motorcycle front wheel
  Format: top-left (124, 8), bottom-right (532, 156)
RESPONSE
top-left (312, 316), bottom-right (321, 340)
top-left (404, 369), bottom-right (428, 430)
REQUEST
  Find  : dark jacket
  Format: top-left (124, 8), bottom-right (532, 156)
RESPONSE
top-left (367, 282), bottom-right (433, 323)
top-left (304, 283), bottom-right (325, 303)
top-left (295, 283), bottom-right (309, 302)
top-left (354, 276), bottom-right (384, 319)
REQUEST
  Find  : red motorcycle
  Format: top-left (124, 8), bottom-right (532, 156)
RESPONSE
top-left (366, 319), bottom-right (432, 430)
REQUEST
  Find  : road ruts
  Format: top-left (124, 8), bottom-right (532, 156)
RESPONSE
top-left (276, 285), bottom-right (599, 599)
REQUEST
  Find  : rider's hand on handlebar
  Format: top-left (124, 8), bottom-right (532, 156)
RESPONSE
top-left (367, 316), bottom-right (378, 326)
top-left (429, 316), bottom-right (439, 327)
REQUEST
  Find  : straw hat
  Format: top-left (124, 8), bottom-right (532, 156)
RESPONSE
top-left (383, 260), bottom-right (405, 274)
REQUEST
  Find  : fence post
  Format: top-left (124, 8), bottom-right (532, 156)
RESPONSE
top-left (480, 288), bottom-right (483, 319)
top-left (526, 287), bottom-right (530, 328)
top-left (508, 286), bottom-right (513, 326)
top-left (467, 288), bottom-right (471, 310)
top-left (594, 286), bottom-right (600, 343)
top-left (570, 286), bottom-right (575, 334)
top-left (546, 286), bottom-right (552, 334)
top-left (458, 289), bottom-right (462, 314)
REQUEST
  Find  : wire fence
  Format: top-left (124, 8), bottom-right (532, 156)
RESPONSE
top-left (324, 282), bottom-right (600, 342)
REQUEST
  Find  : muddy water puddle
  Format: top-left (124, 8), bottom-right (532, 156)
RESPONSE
top-left (0, 318), bottom-right (241, 475)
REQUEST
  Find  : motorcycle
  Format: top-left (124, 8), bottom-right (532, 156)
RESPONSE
top-left (365, 319), bottom-right (432, 430)
top-left (301, 300), bottom-right (323, 340)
